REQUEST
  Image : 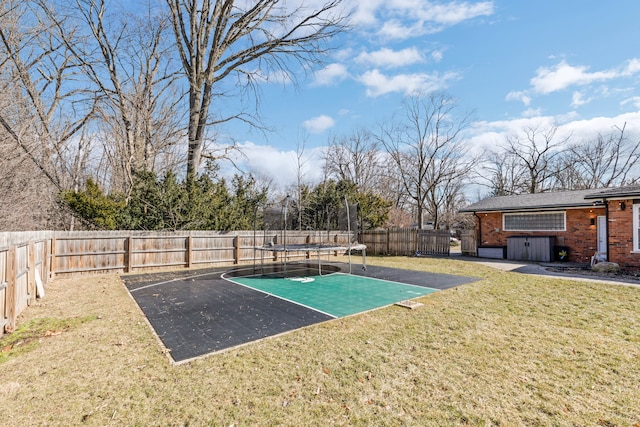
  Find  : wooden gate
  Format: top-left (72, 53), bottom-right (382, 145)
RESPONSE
top-left (416, 230), bottom-right (450, 256)
top-left (460, 230), bottom-right (477, 256)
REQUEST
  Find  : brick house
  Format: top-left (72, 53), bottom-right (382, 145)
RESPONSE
top-left (459, 186), bottom-right (640, 271)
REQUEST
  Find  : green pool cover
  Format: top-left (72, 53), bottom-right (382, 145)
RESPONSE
top-left (227, 272), bottom-right (438, 317)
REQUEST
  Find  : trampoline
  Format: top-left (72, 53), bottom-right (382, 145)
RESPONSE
top-left (252, 195), bottom-right (366, 276)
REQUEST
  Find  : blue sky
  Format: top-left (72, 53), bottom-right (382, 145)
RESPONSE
top-left (219, 1), bottom-right (640, 192)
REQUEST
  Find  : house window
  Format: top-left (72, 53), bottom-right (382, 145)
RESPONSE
top-left (634, 204), bottom-right (640, 252)
top-left (503, 212), bottom-right (566, 231)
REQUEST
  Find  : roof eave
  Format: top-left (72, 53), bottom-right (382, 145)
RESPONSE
top-left (460, 203), bottom-right (597, 213)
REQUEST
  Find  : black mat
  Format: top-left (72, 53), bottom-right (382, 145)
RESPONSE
top-left (123, 263), bottom-right (477, 363)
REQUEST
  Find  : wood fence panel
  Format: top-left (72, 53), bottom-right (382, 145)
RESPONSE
top-left (53, 236), bottom-right (127, 275)
top-left (359, 230), bottom-right (389, 255)
top-left (237, 234), bottom-right (259, 263)
top-left (191, 235), bottom-right (236, 266)
top-left (416, 230), bottom-right (450, 256)
top-left (131, 236), bottom-right (188, 270)
top-left (461, 230), bottom-right (477, 256)
top-left (388, 228), bottom-right (417, 256)
top-left (360, 228), bottom-right (417, 256)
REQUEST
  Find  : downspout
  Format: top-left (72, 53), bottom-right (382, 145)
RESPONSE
top-left (604, 198), bottom-right (609, 261)
top-left (474, 212), bottom-right (482, 255)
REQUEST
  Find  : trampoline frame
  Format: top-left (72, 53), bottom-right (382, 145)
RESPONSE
top-left (253, 196), bottom-right (367, 276)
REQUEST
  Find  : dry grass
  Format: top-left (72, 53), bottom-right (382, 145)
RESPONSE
top-left (1, 256), bottom-right (639, 426)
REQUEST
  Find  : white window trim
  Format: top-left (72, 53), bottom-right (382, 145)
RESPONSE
top-left (503, 211), bottom-right (566, 232)
top-left (633, 204), bottom-right (640, 252)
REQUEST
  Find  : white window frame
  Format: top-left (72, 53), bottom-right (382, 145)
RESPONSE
top-left (633, 204), bottom-right (640, 252)
top-left (503, 211), bottom-right (566, 232)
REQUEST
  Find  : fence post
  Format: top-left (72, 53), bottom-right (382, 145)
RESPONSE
top-left (125, 236), bottom-right (132, 273)
top-left (49, 237), bottom-right (56, 281)
top-left (386, 229), bottom-right (391, 255)
top-left (186, 236), bottom-right (193, 268)
top-left (233, 236), bottom-right (240, 265)
top-left (6, 245), bottom-right (16, 333)
top-left (28, 240), bottom-right (35, 305)
top-left (44, 238), bottom-right (50, 285)
top-left (272, 234), bottom-right (278, 261)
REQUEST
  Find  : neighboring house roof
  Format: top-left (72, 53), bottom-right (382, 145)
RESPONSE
top-left (460, 188), bottom-right (604, 213)
top-left (583, 185), bottom-right (640, 200)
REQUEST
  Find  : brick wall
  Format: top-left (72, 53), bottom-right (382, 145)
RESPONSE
top-left (607, 199), bottom-right (640, 271)
top-left (476, 207), bottom-right (605, 264)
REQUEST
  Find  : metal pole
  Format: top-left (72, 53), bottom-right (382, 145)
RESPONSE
top-left (345, 196), bottom-right (352, 274)
top-left (283, 195), bottom-right (291, 276)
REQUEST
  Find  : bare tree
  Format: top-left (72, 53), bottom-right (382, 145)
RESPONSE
top-left (502, 124), bottom-right (570, 194)
top-left (377, 92), bottom-right (474, 230)
top-left (478, 150), bottom-right (528, 196)
top-left (554, 123), bottom-right (640, 189)
top-left (0, 0), bottom-right (95, 192)
top-left (323, 128), bottom-right (381, 191)
top-left (165, 0), bottom-right (347, 181)
top-left (291, 132), bottom-right (309, 230)
top-left (0, 0), bottom-right (96, 229)
top-left (49, 0), bottom-right (184, 194)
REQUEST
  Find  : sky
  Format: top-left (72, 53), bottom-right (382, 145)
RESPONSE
top-left (217, 1), bottom-right (640, 195)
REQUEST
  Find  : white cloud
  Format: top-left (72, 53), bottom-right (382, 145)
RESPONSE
top-left (530, 59), bottom-right (640, 94)
top-left (623, 58), bottom-right (640, 74)
top-left (621, 96), bottom-right (640, 109)
top-left (571, 91), bottom-right (591, 108)
top-left (378, 19), bottom-right (427, 39)
top-left (347, 0), bottom-right (385, 25)
top-left (418, 1), bottom-right (494, 24)
top-left (359, 69), bottom-right (459, 97)
top-left (347, 0), bottom-right (494, 39)
top-left (302, 115), bottom-right (335, 133)
top-left (355, 47), bottom-right (424, 68)
top-left (522, 107), bottom-right (542, 118)
top-left (431, 49), bottom-right (445, 63)
top-left (312, 63), bottom-right (349, 86)
top-left (222, 142), bottom-right (325, 190)
top-left (468, 111), bottom-right (640, 156)
top-left (505, 90), bottom-right (531, 106)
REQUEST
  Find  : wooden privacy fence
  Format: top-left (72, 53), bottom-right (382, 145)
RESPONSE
top-left (0, 228), bottom-right (456, 337)
top-left (358, 228), bottom-right (451, 256)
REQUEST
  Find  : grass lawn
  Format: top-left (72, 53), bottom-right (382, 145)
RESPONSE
top-left (1, 256), bottom-right (639, 426)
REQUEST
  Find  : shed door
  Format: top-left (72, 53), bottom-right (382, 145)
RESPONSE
top-left (597, 216), bottom-right (607, 254)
